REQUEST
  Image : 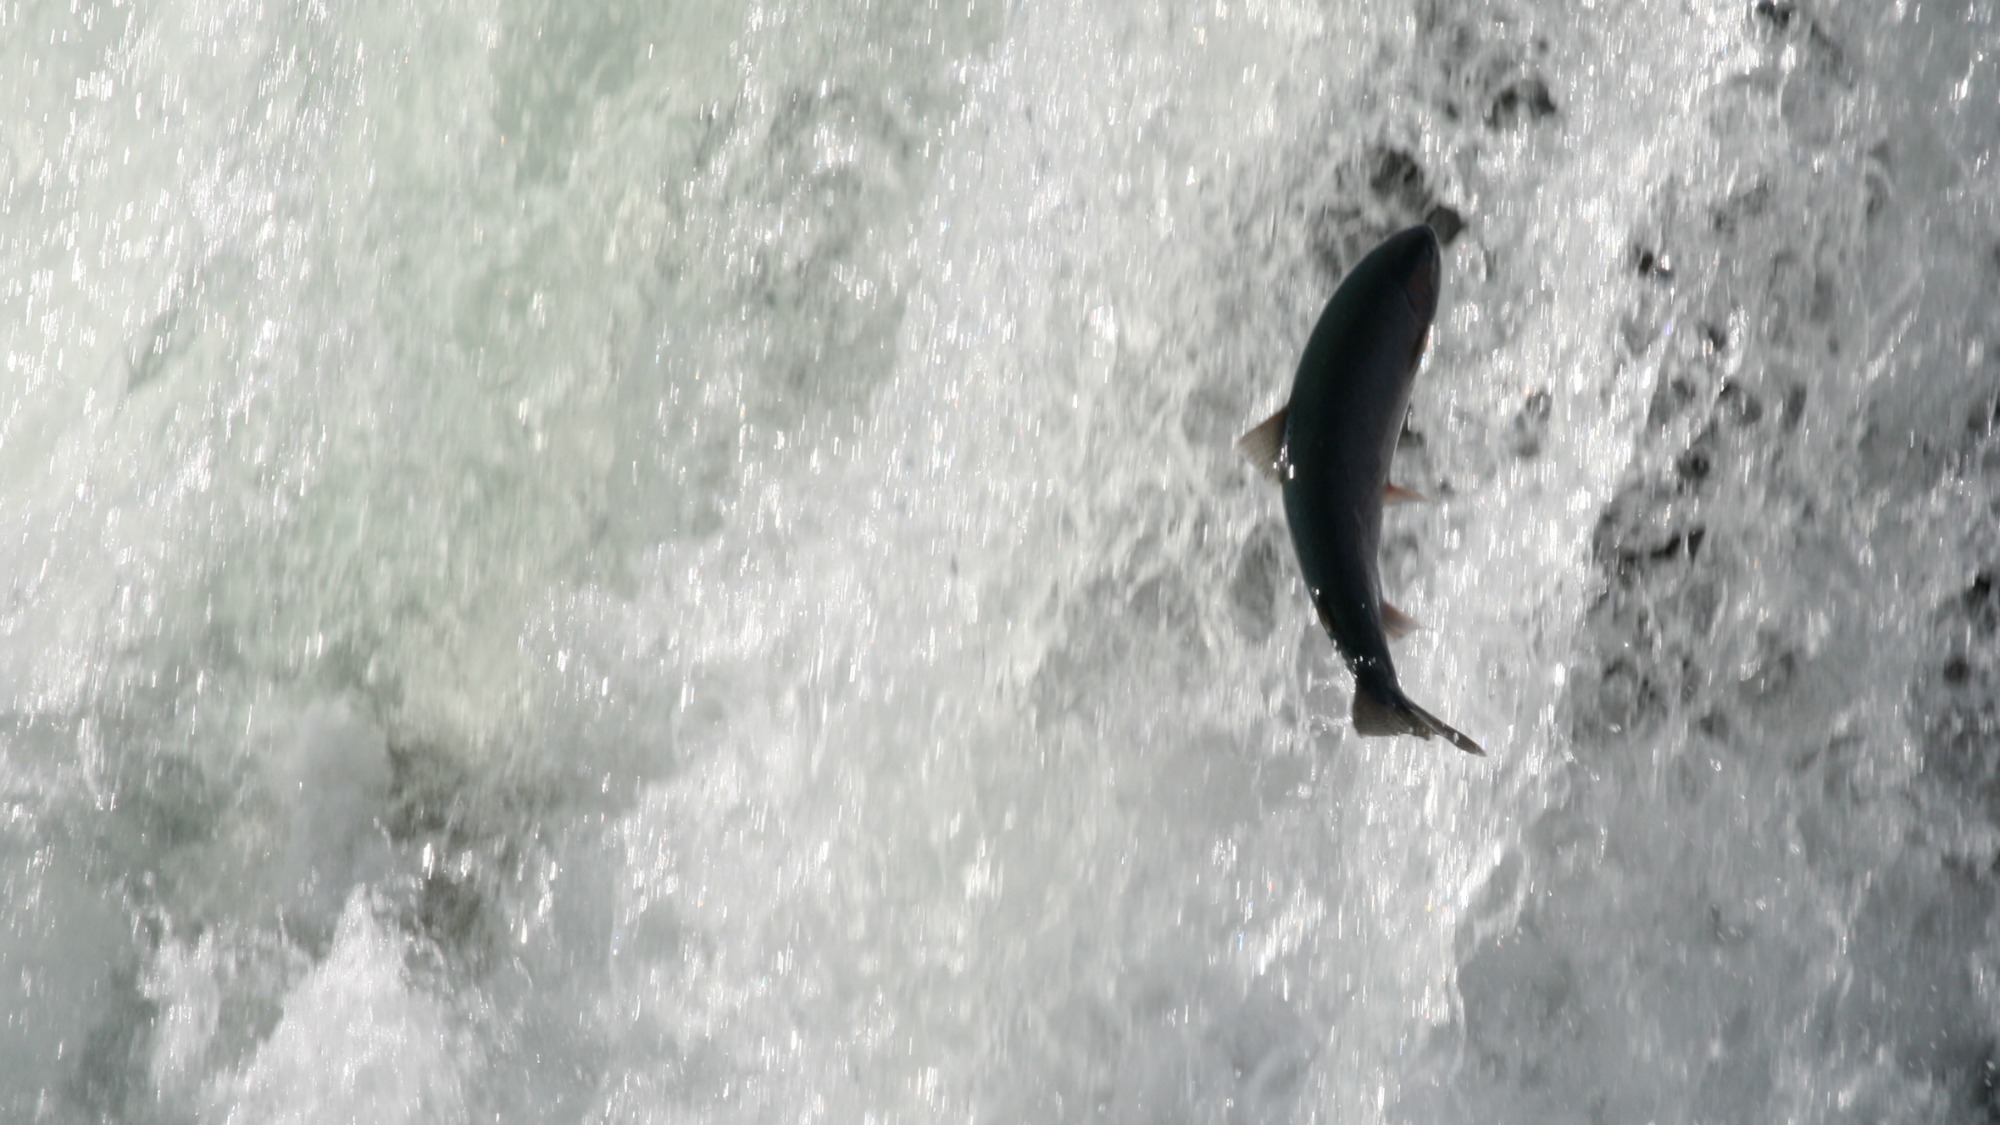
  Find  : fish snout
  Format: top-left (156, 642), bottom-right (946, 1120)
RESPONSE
top-left (1397, 226), bottom-right (1442, 321)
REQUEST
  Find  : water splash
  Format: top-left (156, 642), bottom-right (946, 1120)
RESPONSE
top-left (4, 0), bottom-right (1999, 1122)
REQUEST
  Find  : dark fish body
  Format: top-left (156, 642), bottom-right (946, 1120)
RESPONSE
top-left (1240, 225), bottom-right (1483, 756)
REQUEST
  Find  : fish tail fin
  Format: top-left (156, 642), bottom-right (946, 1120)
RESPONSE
top-left (1406, 697), bottom-right (1486, 757)
top-left (1352, 681), bottom-right (1486, 757)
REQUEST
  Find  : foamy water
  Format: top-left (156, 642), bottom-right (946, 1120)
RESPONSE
top-left (4, 0), bottom-right (1999, 1121)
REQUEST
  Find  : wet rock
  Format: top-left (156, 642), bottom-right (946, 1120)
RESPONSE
top-left (1229, 521), bottom-right (1287, 640)
top-left (1781, 383), bottom-right (1808, 428)
top-left (1633, 245), bottom-right (1675, 281)
top-left (1485, 76), bottom-right (1558, 129)
top-left (1717, 380), bottom-right (1765, 426)
top-left (1752, 0), bottom-right (1795, 31)
top-left (417, 870), bottom-right (490, 957)
top-left (1675, 445), bottom-right (1713, 489)
top-left (1308, 149), bottom-right (1469, 283)
top-left (1943, 655), bottom-right (1972, 686)
top-left (1592, 656), bottom-right (1667, 735)
top-left (1423, 204), bottom-right (1467, 246)
top-left (1418, 4), bottom-right (1559, 135)
top-left (1710, 181), bottom-right (1773, 236)
top-left (1591, 501), bottom-right (1707, 584)
top-left (1966, 392), bottom-right (2000, 438)
top-left (1457, 928), bottom-right (1582, 1078)
top-left (1645, 375), bottom-right (1703, 428)
top-left (1970, 1045), bottom-right (2000, 1124)
top-left (1369, 147), bottom-right (1432, 214)
top-left (1306, 202), bottom-right (1365, 284)
top-left (1510, 388), bottom-right (1553, 458)
top-left (67, 969), bottom-right (155, 1122)
top-left (1962, 569), bottom-right (1999, 634)
top-left (1737, 628), bottom-right (1798, 700)
top-left (1864, 160), bottom-right (1893, 222)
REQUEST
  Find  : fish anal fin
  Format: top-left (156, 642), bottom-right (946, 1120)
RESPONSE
top-left (1237, 407), bottom-right (1289, 483)
top-left (1380, 600), bottom-right (1421, 641)
top-left (1383, 483), bottom-right (1430, 505)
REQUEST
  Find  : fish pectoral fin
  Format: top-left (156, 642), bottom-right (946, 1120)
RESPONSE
top-left (1237, 407), bottom-right (1289, 483)
top-left (1383, 482), bottom-right (1430, 505)
top-left (1380, 600), bottom-right (1421, 641)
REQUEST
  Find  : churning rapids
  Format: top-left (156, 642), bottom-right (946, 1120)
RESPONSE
top-left (4, 1), bottom-right (1999, 1121)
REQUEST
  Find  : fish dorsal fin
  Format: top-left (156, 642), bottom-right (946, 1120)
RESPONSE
top-left (1383, 483), bottom-right (1430, 505)
top-left (1380, 600), bottom-right (1421, 641)
top-left (1237, 407), bottom-right (1289, 483)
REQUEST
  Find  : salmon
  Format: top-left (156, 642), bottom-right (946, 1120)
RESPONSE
top-left (1239, 225), bottom-right (1483, 756)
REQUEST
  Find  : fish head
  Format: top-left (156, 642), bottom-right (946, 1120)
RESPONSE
top-left (1382, 224), bottom-right (1442, 324)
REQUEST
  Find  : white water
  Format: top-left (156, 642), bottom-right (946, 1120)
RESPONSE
top-left (4, 0), bottom-right (1998, 1121)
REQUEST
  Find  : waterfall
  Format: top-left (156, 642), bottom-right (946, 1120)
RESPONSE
top-left (3, 0), bottom-right (1996, 1121)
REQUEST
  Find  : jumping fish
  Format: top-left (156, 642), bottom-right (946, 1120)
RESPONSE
top-left (1239, 224), bottom-right (1484, 756)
